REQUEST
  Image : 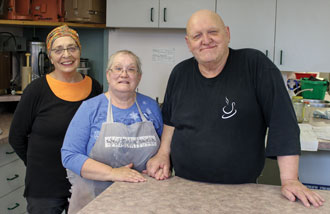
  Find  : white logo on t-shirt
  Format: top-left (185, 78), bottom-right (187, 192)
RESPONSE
top-left (221, 97), bottom-right (237, 119)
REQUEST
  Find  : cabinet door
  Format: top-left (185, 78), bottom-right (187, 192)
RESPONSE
top-left (0, 186), bottom-right (27, 214)
top-left (0, 143), bottom-right (19, 167)
top-left (275, 0), bottom-right (330, 72)
top-left (0, 159), bottom-right (25, 198)
top-left (106, 0), bottom-right (159, 28)
top-left (216, 0), bottom-right (276, 61)
top-left (159, 0), bottom-right (216, 28)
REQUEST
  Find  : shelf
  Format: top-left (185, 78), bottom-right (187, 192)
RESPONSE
top-left (0, 95), bottom-right (21, 102)
top-left (0, 19), bottom-right (106, 29)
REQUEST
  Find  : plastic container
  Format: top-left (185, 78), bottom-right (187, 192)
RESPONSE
top-left (292, 96), bottom-right (305, 123)
top-left (300, 78), bottom-right (328, 100)
top-left (295, 73), bottom-right (317, 80)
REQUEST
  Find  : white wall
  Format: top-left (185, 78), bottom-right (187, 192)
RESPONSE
top-left (108, 28), bottom-right (192, 102)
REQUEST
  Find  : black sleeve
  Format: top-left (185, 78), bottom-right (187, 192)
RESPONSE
top-left (253, 51), bottom-right (300, 156)
top-left (9, 80), bottom-right (41, 165)
top-left (162, 58), bottom-right (194, 127)
top-left (162, 67), bottom-right (176, 126)
top-left (90, 77), bottom-right (103, 95)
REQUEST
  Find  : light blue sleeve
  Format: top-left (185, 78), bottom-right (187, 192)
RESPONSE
top-left (152, 103), bottom-right (163, 137)
top-left (61, 101), bottom-right (93, 176)
top-left (137, 93), bottom-right (163, 138)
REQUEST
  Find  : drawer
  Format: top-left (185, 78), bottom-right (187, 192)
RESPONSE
top-left (0, 143), bottom-right (19, 167)
top-left (0, 186), bottom-right (27, 214)
top-left (0, 159), bottom-right (26, 197)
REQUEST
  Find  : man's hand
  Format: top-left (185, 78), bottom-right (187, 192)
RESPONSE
top-left (281, 179), bottom-right (325, 207)
top-left (145, 152), bottom-right (171, 180)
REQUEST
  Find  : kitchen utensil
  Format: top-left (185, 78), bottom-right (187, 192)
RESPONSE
top-left (21, 53), bottom-right (32, 91)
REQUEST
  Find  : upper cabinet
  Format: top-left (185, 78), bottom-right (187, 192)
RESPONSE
top-left (106, 0), bottom-right (216, 28)
top-left (106, 0), bottom-right (159, 28)
top-left (217, 0), bottom-right (330, 73)
top-left (275, 0), bottom-right (330, 72)
top-left (217, 0), bottom-right (276, 62)
top-left (159, 0), bottom-right (215, 28)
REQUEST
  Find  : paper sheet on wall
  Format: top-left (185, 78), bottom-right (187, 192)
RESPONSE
top-left (152, 48), bottom-right (175, 64)
top-left (298, 124), bottom-right (319, 151)
top-left (312, 126), bottom-right (330, 141)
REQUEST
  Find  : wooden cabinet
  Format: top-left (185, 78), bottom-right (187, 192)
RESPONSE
top-left (0, 143), bottom-right (26, 214)
top-left (216, 0), bottom-right (276, 61)
top-left (216, 0), bottom-right (330, 73)
top-left (106, 0), bottom-right (216, 28)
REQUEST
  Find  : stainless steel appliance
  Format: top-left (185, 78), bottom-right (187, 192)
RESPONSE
top-left (77, 58), bottom-right (90, 75)
top-left (27, 41), bottom-right (51, 80)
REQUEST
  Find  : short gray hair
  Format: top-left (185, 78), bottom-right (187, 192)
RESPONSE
top-left (107, 50), bottom-right (142, 74)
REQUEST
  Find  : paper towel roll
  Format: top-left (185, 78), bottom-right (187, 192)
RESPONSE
top-left (21, 66), bottom-right (32, 91)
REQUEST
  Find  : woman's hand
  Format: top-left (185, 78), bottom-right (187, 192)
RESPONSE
top-left (109, 163), bottom-right (146, 183)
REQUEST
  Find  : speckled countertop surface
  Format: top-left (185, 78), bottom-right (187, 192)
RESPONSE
top-left (0, 113), bottom-right (13, 144)
top-left (78, 175), bottom-right (330, 214)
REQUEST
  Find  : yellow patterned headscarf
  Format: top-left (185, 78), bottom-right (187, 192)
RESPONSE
top-left (46, 25), bottom-right (81, 55)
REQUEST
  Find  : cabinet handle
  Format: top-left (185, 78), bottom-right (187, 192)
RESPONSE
top-left (7, 174), bottom-right (19, 181)
top-left (265, 50), bottom-right (268, 57)
top-left (280, 50), bottom-right (283, 65)
top-left (163, 8), bottom-right (167, 22)
top-left (150, 8), bottom-right (154, 22)
top-left (6, 151), bottom-right (15, 154)
top-left (8, 203), bottom-right (20, 210)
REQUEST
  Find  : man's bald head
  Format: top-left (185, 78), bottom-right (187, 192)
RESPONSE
top-left (186, 10), bottom-right (226, 36)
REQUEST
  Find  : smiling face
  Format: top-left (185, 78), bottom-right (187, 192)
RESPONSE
top-left (185, 10), bottom-right (230, 66)
top-left (49, 36), bottom-right (80, 74)
top-left (107, 53), bottom-right (142, 95)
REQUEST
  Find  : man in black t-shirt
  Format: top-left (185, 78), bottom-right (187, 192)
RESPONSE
top-left (146, 9), bottom-right (324, 207)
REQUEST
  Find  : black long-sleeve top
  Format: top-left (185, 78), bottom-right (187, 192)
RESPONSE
top-left (9, 75), bottom-right (102, 198)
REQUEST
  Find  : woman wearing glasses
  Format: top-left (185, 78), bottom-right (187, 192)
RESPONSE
top-left (61, 50), bottom-right (163, 213)
top-left (9, 25), bottom-right (102, 214)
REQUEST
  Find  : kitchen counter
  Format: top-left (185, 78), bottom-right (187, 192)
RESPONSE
top-left (0, 113), bottom-right (13, 145)
top-left (308, 117), bottom-right (330, 151)
top-left (78, 175), bottom-right (330, 214)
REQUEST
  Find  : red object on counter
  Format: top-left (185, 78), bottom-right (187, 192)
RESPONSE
top-left (295, 73), bottom-right (317, 80)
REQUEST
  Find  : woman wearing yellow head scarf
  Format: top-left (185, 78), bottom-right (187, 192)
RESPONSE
top-left (9, 25), bottom-right (103, 214)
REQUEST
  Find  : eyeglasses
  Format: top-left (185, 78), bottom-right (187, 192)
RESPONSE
top-left (51, 46), bottom-right (79, 56)
top-left (110, 67), bottom-right (138, 76)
